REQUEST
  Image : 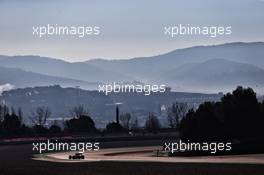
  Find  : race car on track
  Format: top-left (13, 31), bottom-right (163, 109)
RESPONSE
top-left (68, 152), bottom-right (85, 160)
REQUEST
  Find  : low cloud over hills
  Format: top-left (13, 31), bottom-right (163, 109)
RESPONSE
top-left (0, 42), bottom-right (264, 94)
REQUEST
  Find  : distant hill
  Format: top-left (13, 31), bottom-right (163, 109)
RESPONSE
top-left (157, 59), bottom-right (264, 93)
top-left (0, 55), bottom-right (134, 83)
top-left (0, 66), bottom-right (97, 89)
top-left (86, 42), bottom-right (264, 80)
top-left (85, 42), bottom-right (264, 93)
top-left (0, 86), bottom-right (221, 127)
top-left (1, 42), bottom-right (264, 93)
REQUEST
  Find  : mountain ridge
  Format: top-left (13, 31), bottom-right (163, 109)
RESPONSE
top-left (0, 55), bottom-right (134, 83)
top-left (158, 59), bottom-right (264, 93)
top-left (85, 42), bottom-right (264, 80)
top-left (1, 41), bottom-right (264, 93)
top-left (0, 66), bottom-right (97, 89)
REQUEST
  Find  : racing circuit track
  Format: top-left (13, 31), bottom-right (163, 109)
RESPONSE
top-left (37, 146), bottom-right (264, 164)
top-left (2, 140), bottom-right (264, 175)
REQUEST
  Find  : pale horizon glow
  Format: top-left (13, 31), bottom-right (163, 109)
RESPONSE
top-left (0, 0), bottom-right (264, 62)
top-left (1, 40), bottom-right (263, 63)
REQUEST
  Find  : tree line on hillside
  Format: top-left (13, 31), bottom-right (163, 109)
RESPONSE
top-left (0, 86), bottom-right (263, 141)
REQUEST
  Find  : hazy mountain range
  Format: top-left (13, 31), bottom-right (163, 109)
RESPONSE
top-left (0, 42), bottom-right (264, 94)
top-left (0, 55), bottom-right (132, 83)
top-left (0, 66), bottom-right (98, 90)
top-left (158, 59), bottom-right (264, 93)
top-left (86, 42), bottom-right (264, 79)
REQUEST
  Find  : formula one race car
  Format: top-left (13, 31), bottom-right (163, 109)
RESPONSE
top-left (68, 152), bottom-right (85, 160)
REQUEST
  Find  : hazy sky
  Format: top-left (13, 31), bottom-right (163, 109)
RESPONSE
top-left (0, 0), bottom-right (264, 62)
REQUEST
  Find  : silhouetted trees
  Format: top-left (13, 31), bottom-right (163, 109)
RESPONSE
top-left (261, 100), bottom-right (264, 120)
top-left (145, 113), bottom-right (161, 133)
top-left (65, 105), bottom-right (97, 133)
top-left (2, 114), bottom-right (22, 134)
top-left (131, 117), bottom-right (140, 131)
top-left (49, 124), bottom-right (62, 134)
top-left (65, 115), bottom-right (96, 133)
top-left (0, 105), bottom-right (9, 121)
top-left (2, 86), bottom-right (263, 139)
top-left (0, 105), bottom-right (31, 137)
top-left (167, 102), bottom-right (188, 129)
top-left (69, 105), bottom-right (89, 119)
top-left (222, 87), bottom-right (262, 138)
top-left (180, 102), bottom-right (223, 141)
top-left (30, 106), bottom-right (51, 134)
top-left (105, 122), bottom-right (124, 133)
top-left (120, 113), bottom-right (131, 130)
top-left (0, 104), bottom-right (100, 137)
top-left (180, 86), bottom-right (264, 141)
top-left (30, 106), bottom-right (51, 127)
top-left (17, 107), bottom-right (23, 123)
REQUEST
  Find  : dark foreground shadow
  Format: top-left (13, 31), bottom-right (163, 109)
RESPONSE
top-left (1, 144), bottom-right (264, 175)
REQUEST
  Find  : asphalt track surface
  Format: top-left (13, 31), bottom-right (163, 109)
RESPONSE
top-left (41, 146), bottom-right (264, 165)
top-left (1, 140), bottom-right (264, 175)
